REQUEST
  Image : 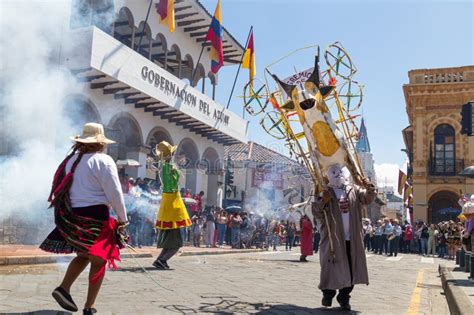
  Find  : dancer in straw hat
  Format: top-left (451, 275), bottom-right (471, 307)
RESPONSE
top-left (152, 141), bottom-right (192, 270)
top-left (40, 123), bottom-right (129, 315)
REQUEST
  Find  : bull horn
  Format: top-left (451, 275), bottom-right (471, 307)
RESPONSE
top-left (268, 70), bottom-right (296, 98)
top-left (306, 48), bottom-right (321, 86)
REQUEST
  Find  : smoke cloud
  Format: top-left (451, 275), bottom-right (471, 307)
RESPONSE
top-left (0, 0), bottom-right (109, 243)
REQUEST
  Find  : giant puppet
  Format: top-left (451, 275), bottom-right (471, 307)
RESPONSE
top-left (152, 141), bottom-right (192, 270)
top-left (244, 43), bottom-right (376, 310)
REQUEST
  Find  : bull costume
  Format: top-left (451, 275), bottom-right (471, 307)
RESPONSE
top-left (152, 141), bottom-right (192, 270)
top-left (40, 123), bottom-right (128, 315)
top-left (313, 164), bottom-right (376, 311)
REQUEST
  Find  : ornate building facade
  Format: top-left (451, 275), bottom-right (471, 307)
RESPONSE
top-left (402, 66), bottom-right (474, 223)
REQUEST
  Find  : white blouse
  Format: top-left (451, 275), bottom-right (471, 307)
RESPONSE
top-left (66, 152), bottom-right (127, 222)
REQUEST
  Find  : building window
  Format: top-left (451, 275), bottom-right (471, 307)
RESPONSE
top-left (434, 124), bottom-right (455, 174)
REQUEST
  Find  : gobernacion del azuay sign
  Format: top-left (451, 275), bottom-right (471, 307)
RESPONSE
top-left (141, 65), bottom-right (229, 126)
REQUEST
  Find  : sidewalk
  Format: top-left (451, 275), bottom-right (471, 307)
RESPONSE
top-left (439, 264), bottom-right (474, 314)
top-left (0, 245), bottom-right (265, 266)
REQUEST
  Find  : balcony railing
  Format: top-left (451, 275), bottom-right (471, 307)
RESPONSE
top-left (428, 158), bottom-right (464, 176)
top-left (408, 66), bottom-right (474, 84)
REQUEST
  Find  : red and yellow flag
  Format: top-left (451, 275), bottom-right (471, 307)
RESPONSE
top-left (403, 183), bottom-right (412, 202)
top-left (206, 0), bottom-right (224, 73)
top-left (397, 170), bottom-right (407, 195)
top-left (242, 29), bottom-right (256, 91)
top-left (156, 0), bottom-right (175, 33)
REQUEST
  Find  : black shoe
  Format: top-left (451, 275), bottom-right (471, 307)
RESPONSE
top-left (52, 287), bottom-right (78, 312)
top-left (388, 254), bottom-right (393, 257)
top-left (322, 296), bottom-right (333, 307)
top-left (339, 302), bottom-right (351, 311)
top-left (337, 296), bottom-right (351, 311)
top-left (83, 308), bottom-right (97, 315)
top-left (152, 259), bottom-right (166, 270)
top-left (162, 261), bottom-right (170, 269)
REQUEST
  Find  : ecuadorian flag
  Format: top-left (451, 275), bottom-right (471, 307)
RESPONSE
top-left (206, 0), bottom-right (223, 74)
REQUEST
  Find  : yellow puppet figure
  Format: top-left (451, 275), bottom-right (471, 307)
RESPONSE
top-left (152, 141), bottom-right (191, 270)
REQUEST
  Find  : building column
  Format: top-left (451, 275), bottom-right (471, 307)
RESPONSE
top-left (130, 28), bottom-right (135, 50)
top-left (164, 50), bottom-right (168, 71)
top-left (177, 59), bottom-right (182, 78)
top-left (148, 40), bottom-right (152, 59)
top-left (125, 145), bottom-right (150, 179)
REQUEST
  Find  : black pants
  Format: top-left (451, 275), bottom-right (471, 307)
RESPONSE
top-left (322, 241), bottom-right (354, 304)
top-left (313, 233), bottom-right (320, 253)
top-left (389, 236), bottom-right (400, 256)
top-left (363, 234), bottom-right (371, 251)
top-left (373, 235), bottom-right (381, 253)
top-left (157, 248), bottom-right (179, 262)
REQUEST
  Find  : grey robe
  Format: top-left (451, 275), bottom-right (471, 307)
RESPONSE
top-left (313, 184), bottom-right (376, 290)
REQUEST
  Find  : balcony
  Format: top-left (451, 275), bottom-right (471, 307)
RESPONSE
top-left (428, 158), bottom-right (464, 177)
top-left (408, 66), bottom-right (474, 84)
top-left (59, 27), bottom-right (248, 145)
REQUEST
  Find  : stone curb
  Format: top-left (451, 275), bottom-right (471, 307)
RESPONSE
top-left (0, 253), bottom-right (152, 266)
top-left (0, 249), bottom-right (265, 265)
top-left (438, 264), bottom-right (474, 315)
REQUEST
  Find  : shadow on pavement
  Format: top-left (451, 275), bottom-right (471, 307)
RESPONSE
top-left (162, 297), bottom-right (360, 314)
top-left (2, 311), bottom-right (72, 315)
top-left (114, 266), bottom-right (174, 272)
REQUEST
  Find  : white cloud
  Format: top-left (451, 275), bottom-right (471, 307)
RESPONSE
top-left (374, 163), bottom-right (401, 193)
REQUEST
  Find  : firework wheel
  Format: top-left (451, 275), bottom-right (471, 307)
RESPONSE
top-left (243, 79), bottom-right (270, 116)
top-left (324, 42), bottom-right (357, 79)
top-left (337, 80), bottom-right (363, 112)
top-left (259, 111), bottom-right (286, 140)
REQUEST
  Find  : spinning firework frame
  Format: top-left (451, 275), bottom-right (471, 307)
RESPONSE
top-left (243, 42), bottom-right (366, 194)
top-left (243, 43), bottom-right (368, 260)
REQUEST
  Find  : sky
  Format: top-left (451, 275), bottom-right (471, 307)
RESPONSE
top-left (200, 0), bottom-right (474, 189)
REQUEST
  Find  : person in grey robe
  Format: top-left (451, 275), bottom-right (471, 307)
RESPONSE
top-left (312, 164), bottom-right (376, 311)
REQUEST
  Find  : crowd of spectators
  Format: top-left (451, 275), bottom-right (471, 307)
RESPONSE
top-left (118, 174), bottom-right (328, 258)
top-left (362, 217), bottom-right (465, 259)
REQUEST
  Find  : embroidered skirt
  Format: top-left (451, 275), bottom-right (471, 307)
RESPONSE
top-left (40, 204), bottom-right (120, 265)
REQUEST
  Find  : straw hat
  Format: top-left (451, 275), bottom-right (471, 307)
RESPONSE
top-left (70, 123), bottom-right (115, 144)
top-left (154, 141), bottom-right (177, 159)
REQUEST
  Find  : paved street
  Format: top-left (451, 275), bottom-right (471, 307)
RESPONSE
top-left (0, 249), bottom-right (452, 314)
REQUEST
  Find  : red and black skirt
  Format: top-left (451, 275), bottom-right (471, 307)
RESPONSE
top-left (40, 203), bottom-right (121, 271)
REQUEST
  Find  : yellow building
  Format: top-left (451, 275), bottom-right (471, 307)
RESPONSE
top-left (402, 66), bottom-right (474, 223)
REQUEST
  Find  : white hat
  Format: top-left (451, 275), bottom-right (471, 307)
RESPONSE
top-left (70, 123), bottom-right (115, 144)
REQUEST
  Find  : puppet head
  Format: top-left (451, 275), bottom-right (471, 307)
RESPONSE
top-left (326, 163), bottom-right (349, 189)
top-left (154, 141), bottom-right (177, 162)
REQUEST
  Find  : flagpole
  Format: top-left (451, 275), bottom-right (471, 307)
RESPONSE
top-left (225, 25), bottom-right (253, 110)
top-left (136, 0), bottom-right (154, 53)
top-left (190, 43), bottom-right (206, 86)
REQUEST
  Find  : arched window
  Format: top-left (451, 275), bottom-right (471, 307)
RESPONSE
top-left (434, 124), bottom-right (455, 174)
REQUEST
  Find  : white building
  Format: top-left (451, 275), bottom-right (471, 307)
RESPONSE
top-left (60, 0), bottom-right (249, 207)
top-left (225, 142), bottom-right (313, 211)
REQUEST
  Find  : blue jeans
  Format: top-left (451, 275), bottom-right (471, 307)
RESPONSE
top-left (438, 244), bottom-right (447, 258)
top-left (231, 227), bottom-right (240, 247)
top-left (420, 238), bottom-right (428, 255)
top-left (217, 224), bottom-right (227, 246)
